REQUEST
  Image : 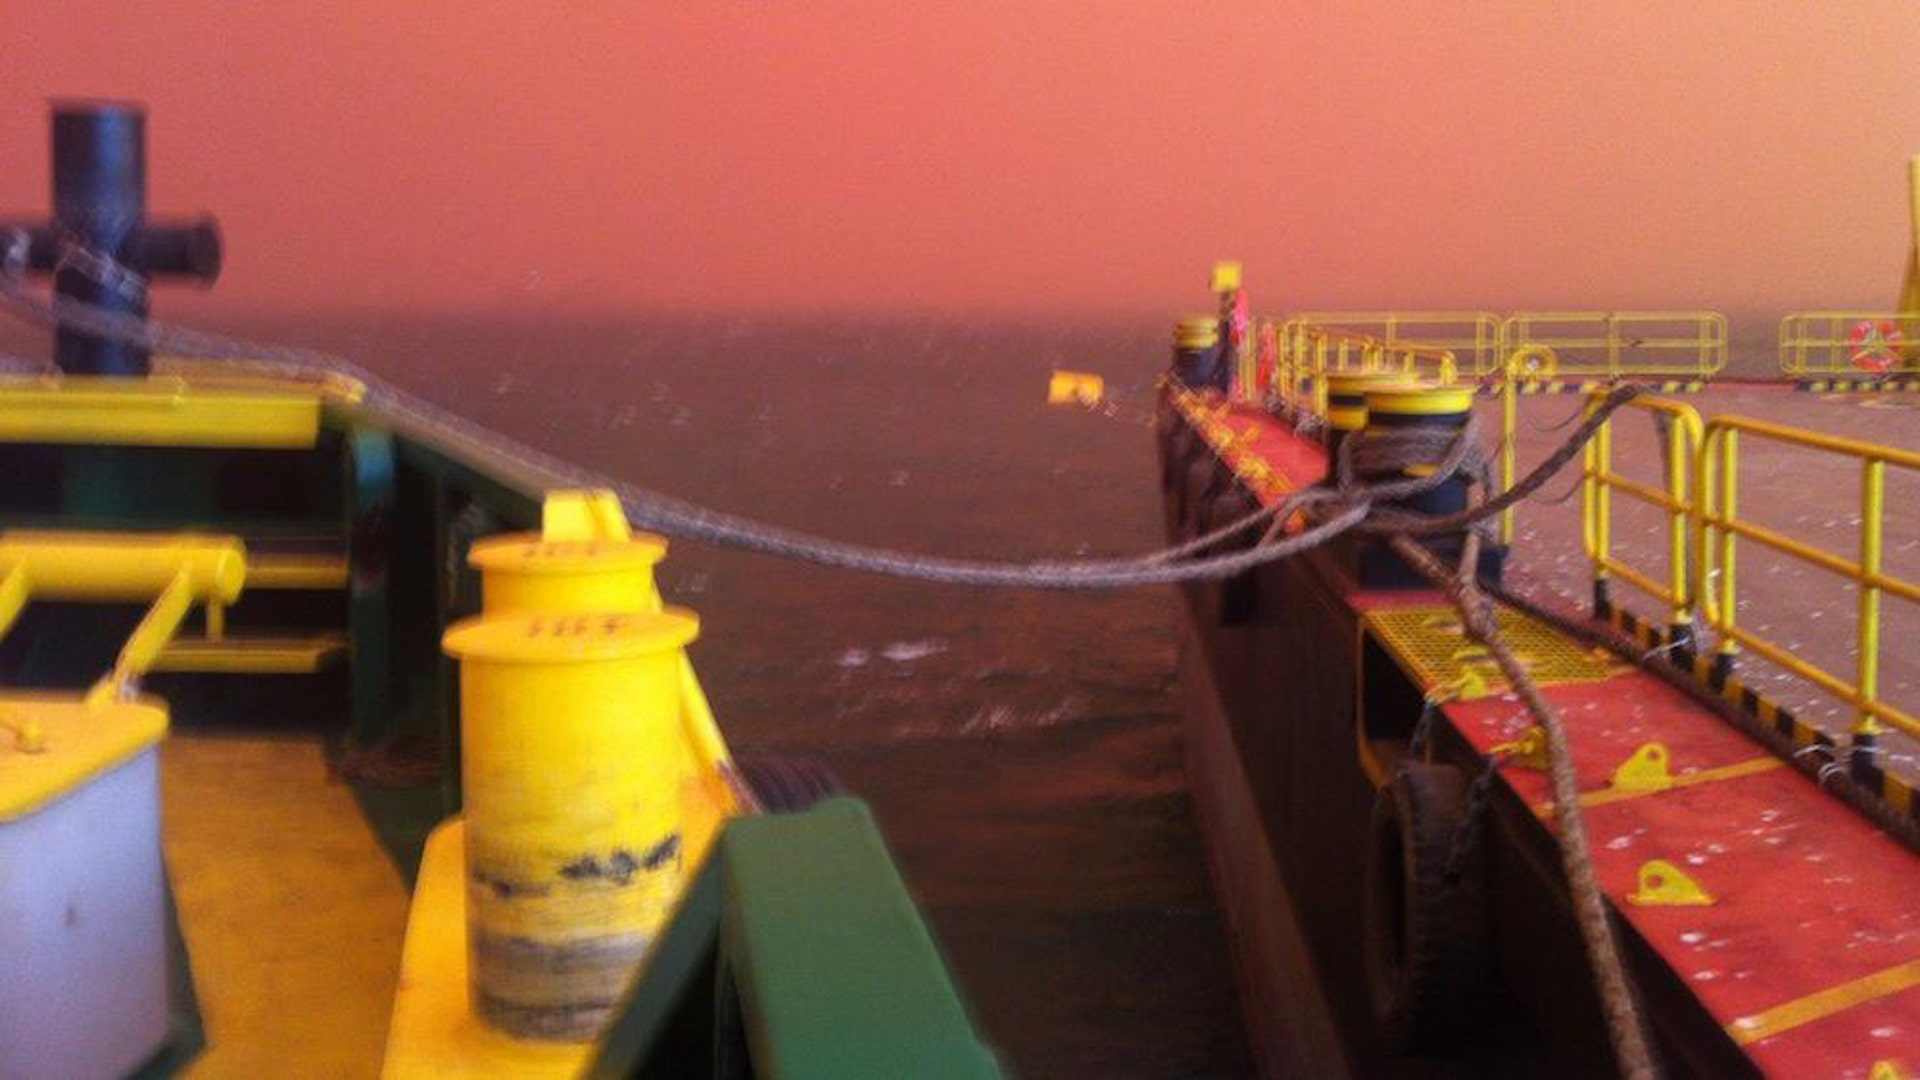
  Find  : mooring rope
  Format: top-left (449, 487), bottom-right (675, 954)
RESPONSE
top-left (0, 256), bottom-right (1673, 1073)
top-left (0, 261), bottom-right (1646, 590)
top-left (1393, 535), bottom-right (1659, 1079)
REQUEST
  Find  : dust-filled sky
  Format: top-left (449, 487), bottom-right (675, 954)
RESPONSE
top-left (3, 3), bottom-right (1917, 319)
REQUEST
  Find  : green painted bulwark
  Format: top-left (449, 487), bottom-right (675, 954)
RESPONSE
top-left (588, 798), bottom-right (1003, 1079)
top-left (722, 798), bottom-right (1003, 1079)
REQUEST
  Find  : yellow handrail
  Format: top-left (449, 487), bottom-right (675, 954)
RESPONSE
top-left (1503, 311), bottom-right (1728, 379)
top-left (1495, 346), bottom-right (1562, 544)
top-left (0, 530), bottom-right (249, 707)
top-left (1287, 311), bottom-right (1503, 376)
top-left (1698, 416), bottom-right (1920, 738)
top-left (1579, 392), bottom-right (1704, 638)
top-left (1573, 398), bottom-right (1920, 743)
top-left (1276, 321), bottom-right (1459, 422)
top-left (1778, 312), bottom-right (1920, 377)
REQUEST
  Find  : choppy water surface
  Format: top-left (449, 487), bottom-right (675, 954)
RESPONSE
top-left (251, 313), bottom-right (1251, 1077)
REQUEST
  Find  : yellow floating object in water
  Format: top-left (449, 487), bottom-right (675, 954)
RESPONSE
top-left (1047, 370), bottom-right (1106, 407)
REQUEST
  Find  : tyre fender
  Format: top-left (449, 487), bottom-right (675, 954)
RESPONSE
top-left (1362, 761), bottom-right (1490, 1054)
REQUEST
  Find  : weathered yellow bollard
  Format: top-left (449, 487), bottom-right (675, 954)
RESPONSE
top-left (443, 606), bottom-right (701, 1041)
top-left (1356, 382), bottom-right (1484, 587)
top-left (1361, 381), bottom-right (1476, 494)
top-left (466, 518), bottom-right (737, 871)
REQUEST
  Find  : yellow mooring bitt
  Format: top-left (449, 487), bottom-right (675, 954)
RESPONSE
top-left (384, 490), bottom-right (741, 1078)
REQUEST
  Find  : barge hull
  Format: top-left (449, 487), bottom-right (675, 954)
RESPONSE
top-left (1159, 393), bottom-right (1756, 1077)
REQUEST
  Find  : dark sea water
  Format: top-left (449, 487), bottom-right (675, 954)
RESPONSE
top-left (234, 313), bottom-right (1255, 1078)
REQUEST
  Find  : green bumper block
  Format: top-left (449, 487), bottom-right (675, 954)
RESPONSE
top-left (588, 797), bottom-right (1003, 1079)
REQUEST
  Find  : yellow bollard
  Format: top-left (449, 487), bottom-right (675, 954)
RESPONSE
top-left (443, 607), bottom-right (701, 1041)
top-left (467, 519), bottom-right (738, 863)
top-left (1362, 383), bottom-right (1476, 482)
top-left (468, 534), bottom-right (667, 616)
top-left (1323, 372), bottom-right (1420, 456)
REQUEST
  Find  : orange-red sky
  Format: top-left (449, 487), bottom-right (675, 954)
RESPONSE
top-left (4, 3), bottom-right (1917, 319)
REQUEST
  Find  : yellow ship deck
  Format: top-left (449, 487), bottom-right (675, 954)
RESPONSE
top-left (162, 729), bottom-right (406, 1078)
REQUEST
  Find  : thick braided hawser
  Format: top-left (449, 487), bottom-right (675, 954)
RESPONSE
top-left (0, 267), bottom-right (1646, 590)
top-left (5, 260), bottom-right (1665, 1074)
top-left (1391, 536), bottom-right (1659, 1080)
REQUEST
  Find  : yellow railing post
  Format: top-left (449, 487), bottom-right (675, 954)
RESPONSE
top-left (1858, 459), bottom-right (1885, 728)
top-left (1577, 393), bottom-right (1703, 636)
top-left (1500, 352), bottom-right (1521, 544)
top-left (1697, 416), bottom-right (1920, 739)
top-left (1698, 426), bottom-right (1739, 676)
top-left (1581, 393), bottom-right (1604, 605)
top-left (1664, 409), bottom-right (1691, 638)
top-left (1295, 327), bottom-right (1311, 414)
top-left (1313, 334), bottom-right (1330, 418)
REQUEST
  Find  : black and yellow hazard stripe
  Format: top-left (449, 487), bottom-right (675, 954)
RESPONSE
top-left (1797, 376), bottom-right (1920, 393)
top-left (1601, 605), bottom-right (1920, 824)
top-left (1475, 379), bottom-right (1708, 397)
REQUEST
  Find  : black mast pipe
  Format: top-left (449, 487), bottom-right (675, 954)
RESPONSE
top-left (0, 101), bottom-right (222, 376)
top-left (53, 102), bottom-right (151, 376)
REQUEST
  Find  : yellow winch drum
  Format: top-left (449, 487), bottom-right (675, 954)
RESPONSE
top-left (1363, 384), bottom-right (1475, 423)
top-left (443, 608), bottom-right (701, 1041)
top-left (1361, 383), bottom-right (1475, 520)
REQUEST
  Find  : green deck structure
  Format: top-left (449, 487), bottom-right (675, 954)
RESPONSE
top-left (589, 798), bottom-right (1004, 1080)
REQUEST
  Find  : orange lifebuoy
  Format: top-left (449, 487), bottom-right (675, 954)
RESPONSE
top-left (1848, 319), bottom-right (1903, 373)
